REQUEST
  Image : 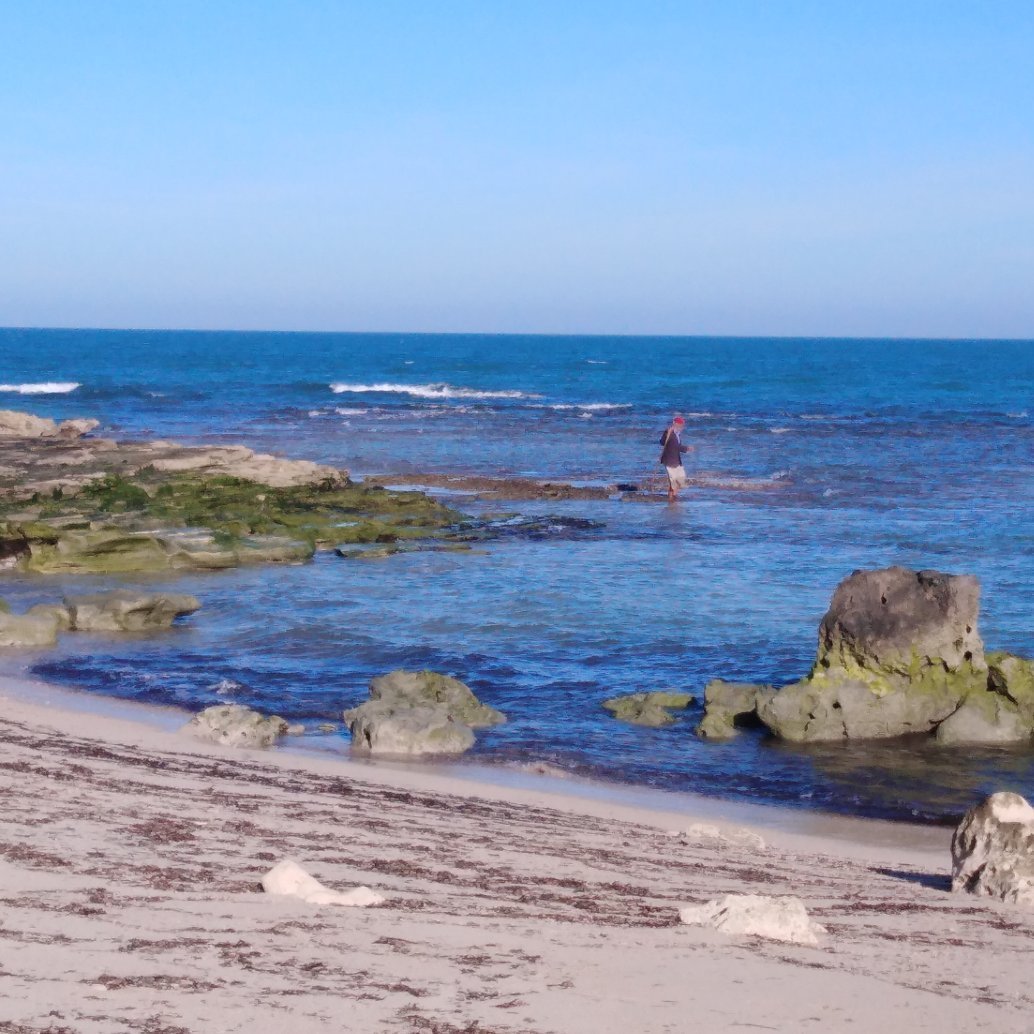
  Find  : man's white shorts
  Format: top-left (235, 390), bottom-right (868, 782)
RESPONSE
top-left (665, 465), bottom-right (687, 488)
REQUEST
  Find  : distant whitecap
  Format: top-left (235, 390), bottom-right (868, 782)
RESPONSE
top-left (0, 381), bottom-right (80, 394)
top-left (329, 381), bottom-right (538, 400)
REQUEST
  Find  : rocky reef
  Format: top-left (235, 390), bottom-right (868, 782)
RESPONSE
top-left (698, 566), bottom-right (1034, 744)
top-left (0, 409), bottom-right (463, 576)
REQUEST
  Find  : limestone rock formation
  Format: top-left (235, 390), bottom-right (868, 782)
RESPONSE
top-left (367, 669), bottom-right (506, 728)
top-left (0, 607), bottom-right (63, 648)
top-left (261, 859), bottom-right (384, 907)
top-left (697, 567), bottom-right (1034, 744)
top-left (184, 704), bottom-right (289, 748)
top-left (345, 702), bottom-right (476, 756)
top-left (951, 792), bottom-right (1034, 907)
top-left (679, 894), bottom-right (825, 945)
top-left (64, 590), bottom-right (201, 632)
top-left (816, 566), bottom-right (984, 676)
top-left (344, 669), bottom-right (504, 756)
top-left (0, 409), bottom-right (98, 439)
top-left (935, 691), bottom-right (1030, 744)
top-left (696, 681), bottom-right (773, 739)
top-left (602, 690), bottom-right (693, 727)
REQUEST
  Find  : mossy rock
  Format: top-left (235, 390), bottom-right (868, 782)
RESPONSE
top-left (603, 691), bottom-right (693, 727)
top-left (365, 669), bottom-right (506, 727)
top-left (0, 468), bottom-right (463, 575)
top-left (987, 652), bottom-right (1034, 719)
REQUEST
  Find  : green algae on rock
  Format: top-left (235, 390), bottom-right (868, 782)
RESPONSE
top-left (1, 474), bottom-right (463, 576)
top-left (696, 681), bottom-right (774, 740)
top-left (602, 691), bottom-right (694, 727)
top-left (697, 567), bottom-right (1034, 745)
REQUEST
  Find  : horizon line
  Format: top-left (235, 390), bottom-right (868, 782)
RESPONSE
top-left (2, 324), bottom-right (1033, 344)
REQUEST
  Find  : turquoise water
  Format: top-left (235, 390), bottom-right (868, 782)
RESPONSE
top-left (2, 328), bottom-right (1033, 821)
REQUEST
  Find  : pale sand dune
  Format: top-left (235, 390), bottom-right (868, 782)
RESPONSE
top-left (0, 676), bottom-right (1031, 1033)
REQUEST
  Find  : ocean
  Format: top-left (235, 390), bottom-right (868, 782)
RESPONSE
top-left (2, 327), bottom-right (1033, 822)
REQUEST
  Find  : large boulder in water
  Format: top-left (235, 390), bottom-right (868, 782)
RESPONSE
top-left (64, 590), bottom-right (200, 632)
top-left (951, 792), bottom-right (1034, 907)
top-left (814, 566), bottom-right (985, 677)
top-left (343, 669), bottom-right (504, 756)
top-left (759, 568), bottom-right (991, 741)
top-left (697, 567), bottom-right (1034, 743)
top-left (345, 702), bottom-right (476, 756)
top-left (367, 669), bottom-right (505, 727)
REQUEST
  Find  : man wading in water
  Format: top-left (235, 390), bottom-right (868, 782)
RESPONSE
top-left (659, 415), bottom-right (693, 503)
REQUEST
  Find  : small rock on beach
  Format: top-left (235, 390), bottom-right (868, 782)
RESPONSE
top-left (680, 893), bottom-right (825, 946)
top-left (952, 791), bottom-right (1034, 907)
top-left (185, 703), bottom-right (290, 748)
top-left (261, 859), bottom-right (384, 907)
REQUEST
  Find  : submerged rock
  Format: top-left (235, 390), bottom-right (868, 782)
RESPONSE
top-left (602, 691), bottom-right (693, 727)
top-left (679, 894), bottom-right (825, 945)
top-left (343, 669), bottom-right (504, 756)
top-left (64, 590), bottom-right (200, 632)
top-left (951, 792), bottom-right (1034, 907)
top-left (185, 704), bottom-right (289, 748)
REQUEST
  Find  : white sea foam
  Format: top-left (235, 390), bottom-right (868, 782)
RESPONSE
top-left (770, 427), bottom-right (792, 434)
top-left (334, 407), bottom-right (369, 416)
top-left (1008, 410), bottom-right (1028, 419)
top-left (329, 381), bottom-right (538, 400)
top-left (586, 359), bottom-right (608, 365)
top-left (548, 402), bottom-right (631, 412)
top-left (0, 381), bottom-right (80, 394)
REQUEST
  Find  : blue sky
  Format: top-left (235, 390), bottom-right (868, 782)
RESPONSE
top-left (1, 1), bottom-right (1032, 337)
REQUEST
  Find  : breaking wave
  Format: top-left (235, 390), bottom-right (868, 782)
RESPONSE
top-left (547, 402), bottom-right (631, 412)
top-left (329, 381), bottom-right (538, 400)
top-left (0, 381), bottom-right (80, 394)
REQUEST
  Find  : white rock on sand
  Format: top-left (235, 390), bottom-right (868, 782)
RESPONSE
top-left (952, 791), bottom-right (1034, 906)
top-left (679, 893), bottom-right (826, 946)
top-left (184, 703), bottom-right (289, 748)
top-left (676, 822), bottom-right (767, 851)
top-left (261, 859), bottom-right (384, 907)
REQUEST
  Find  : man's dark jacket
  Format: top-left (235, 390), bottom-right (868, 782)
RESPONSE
top-left (659, 427), bottom-right (688, 466)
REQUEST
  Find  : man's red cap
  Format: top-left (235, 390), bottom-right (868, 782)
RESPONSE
top-left (673, 416), bottom-right (685, 425)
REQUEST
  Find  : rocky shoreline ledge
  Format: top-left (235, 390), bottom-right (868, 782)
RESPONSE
top-left (0, 407), bottom-right (465, 576)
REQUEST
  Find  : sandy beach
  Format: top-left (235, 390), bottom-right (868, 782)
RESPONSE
top-left (1, 674), bottom-right (1031, 1034)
